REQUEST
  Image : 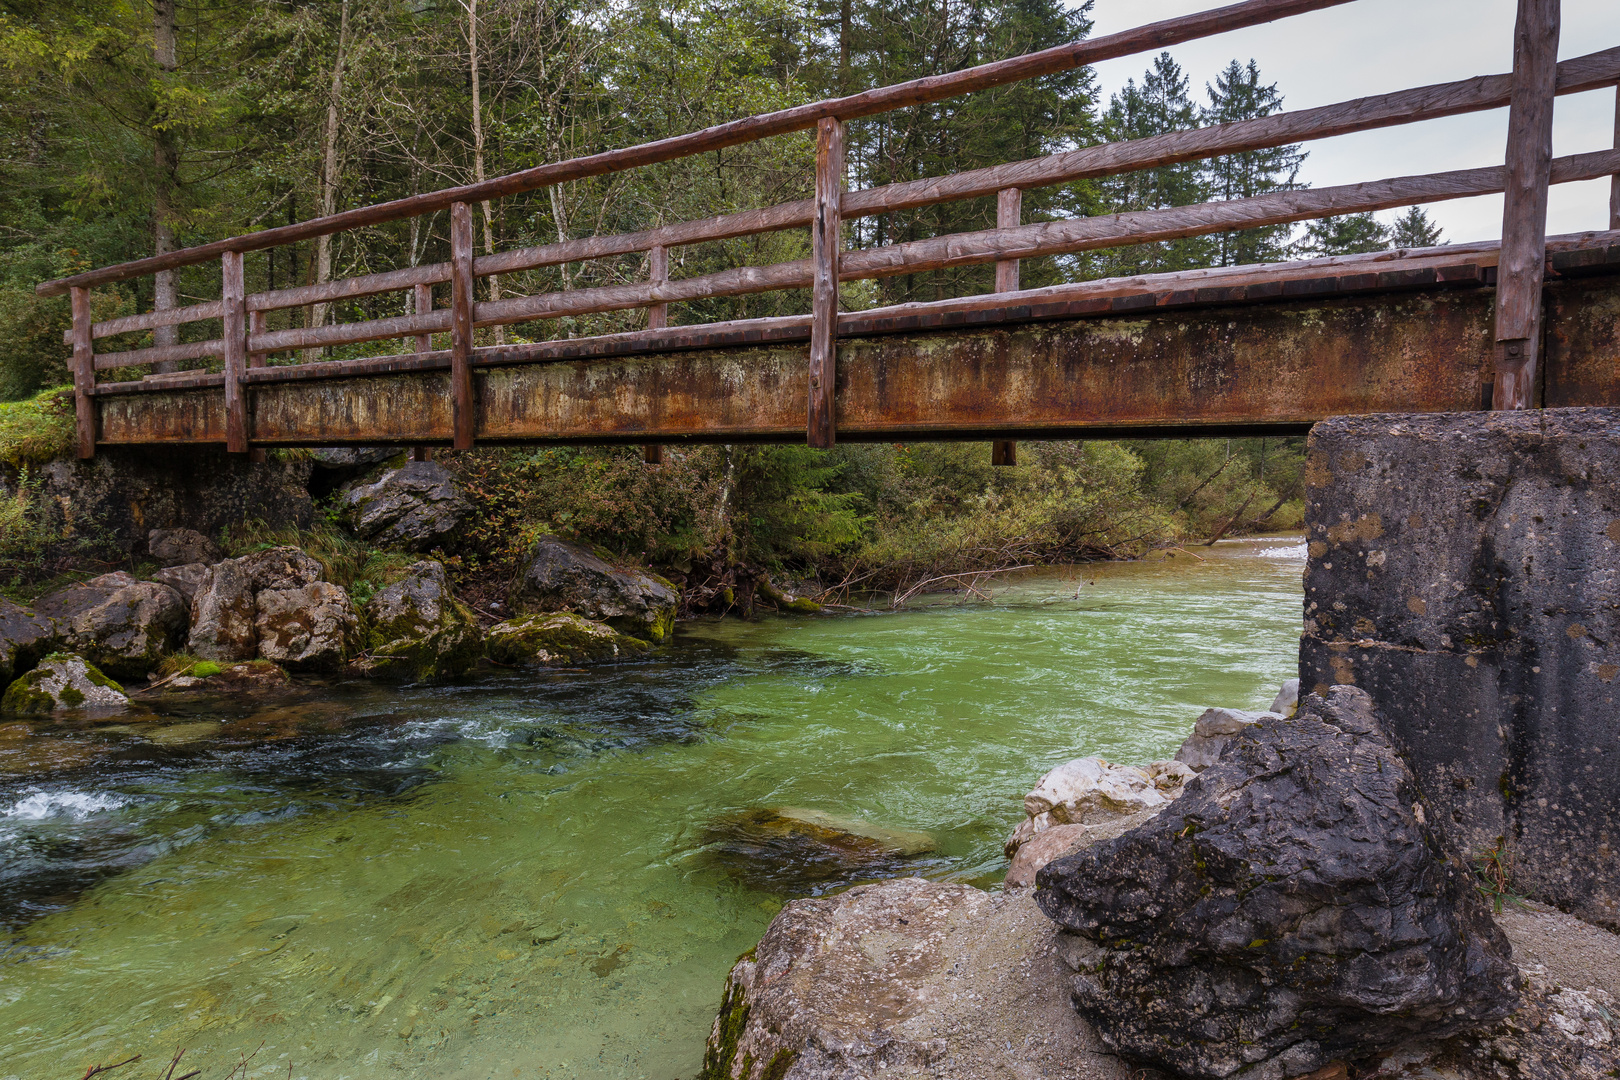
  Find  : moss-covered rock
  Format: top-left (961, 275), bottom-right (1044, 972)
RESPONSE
top-left (358, 560), bottom-right (482, 680)
top-left (485, 612), bottom-right (650, 667)
top-left (510, 535), bottom-right (679, 642)
top-left (757, 577), bottom-right (824, 615)
top-left (34, 571), bottom-right (188, 679)
top-left (2, 653), bottom-right (128, 714)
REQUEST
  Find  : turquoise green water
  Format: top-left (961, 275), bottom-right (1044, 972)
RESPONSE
top-left (0, 538), bottom-right (1303, 1080)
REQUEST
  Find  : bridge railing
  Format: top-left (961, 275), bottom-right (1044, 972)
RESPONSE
top-left (36, 0), bottom-right (1620, 458)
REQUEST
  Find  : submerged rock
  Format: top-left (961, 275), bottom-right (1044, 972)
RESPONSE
top-left (1035, 686), bottom-right (1521, 1080)
top-left (159, 659), bottom-right (289, 693)
top-left (702, 878), bottom-right (1129, 1080)
top-left (34, 572), bottom-right (188, 679)
top-left (359, 561), bottom-right (482, 680)
top-left (485, 611), bottom-right (648, 666)
top-left (511, 535), bottom-right (678, 642)
top-left (0, 597), bottom-right (62, 685)
top-left (2, 653), bottom-right (129, 714)
top-left (1173, 705), bottom-right (1280, 771)
top-left (340, 461), bottom-right (469, 551)
top-left (702, 807), bottom-right (937, 896)
top-left (147, 527), bottom-right (220, 567)
top-left (254, 582), bottom-right (360, 670)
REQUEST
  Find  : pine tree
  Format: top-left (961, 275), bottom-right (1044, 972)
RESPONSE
top-left (1201, 59), bottom-right (1305, 267)
top-left (1090, 53), bottom-right (1214, 276)
top-left (1389, 206), bottom-right (1444, 249)
top-left (1301, 213), bottom-right (1388, 256)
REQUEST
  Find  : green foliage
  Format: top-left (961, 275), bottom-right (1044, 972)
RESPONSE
top-left (1390, 206), bottom-right (1445, 249)
top-left (1302, 213), bottom-right (1389, 256)
top-left (220, 519), bottom-right (367, 588)
top-left (0, 387), bottom-right (74, 469)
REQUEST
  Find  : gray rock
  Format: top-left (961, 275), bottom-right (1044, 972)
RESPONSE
top-left (339, 461), bottom-right (469, 551)
top-left (0, 598), bottom-right (62, 684)
top-left (150, 563), bottom-right (209, 605)
top-left (1268, 678), bottom-right (1298, 714)
top-left (703, 878), bottom-right (1130, 1080)
top-left (1299, 409), bottom-right (1620, 930)
top-left (483, 611), bottom-right (648, 666)
top-left (309, 447), bottom-right (403, 470)
top-left (1036, 686), bottom-right (1520, 1080)
top-left (238, 546), bottom-right (323, 592)
top-left (188, 559), bottom-right (259, 662)
top-left (34, 572), bottom-right (188, 678)
top-left (147, 527), bottom-right (220, 567)
top-left (1004, 811), bottom-right (1160, 889)
top-left (1174, 706), bottom-right (1279, 771)
top-left (511, 535), bottom-right (678, 642)
top-left (358, 561), bottom-right (481, 680)
top-left (254, 582), bottom-right (360, 670)
top-left (2, 653), bottom-right (128, 714)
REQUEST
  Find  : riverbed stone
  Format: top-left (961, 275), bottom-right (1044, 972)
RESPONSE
top-left (702, 877), bottom-right (1130, 1080)
top-left (34, 572), bottom-right (188, 678)
top-left (1035, 686), bottom-right (1521, 1080)
top-left (359, 561), bottom-right (482, 680)
top-left (1173, 706), bottom-right (1281, 771)
top-left (1268, 678), bottom-right (1299, 715)
top-left (484, 611), bottom-right (649, 666)
top-left (150, 562), bottom-right (209, 605)
top-left (0, 597), bottom-right (62, 684)
top-left (339, 461), bottom-right (469, 551)
top-left (701, 807), bottom-right (937, 896)
top-left (146, 527), bottom-right (220, 567)
top-left (1299, 409), bottom-right (1620, 930)
top-left (254, 582), bottom-right (360, 670)
top-left (511, 535), bottom-right (678, 642)
top-left (2, 653), bottom-right (128, 714)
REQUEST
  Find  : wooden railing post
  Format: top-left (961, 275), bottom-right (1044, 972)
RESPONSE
top-left (644, 245), bottom-right (668, 464)
top-left (450, 201), bottom-right (476, 450)
top-left (993, 187), bottom-right (1021, 466)
top-left (69, 287), bottom-right (95, 459)
top-left (413, 282), bottom-right (434, 461)
top-left (1492, 0), bottom-right (1560, 411)
top-left (222, 250), bottom-right (248, 453)
top-left (808, 116), bottom-right (843, 450)
top-left (1610, 85), bottom-right (1619, 231)
top-left (247, 307), bottom-right (267, 463)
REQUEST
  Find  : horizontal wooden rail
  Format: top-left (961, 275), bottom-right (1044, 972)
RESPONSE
top-left (36, 0), bottom-right (1355, 297)
top-left (94, 337), bottom-right (223, 371)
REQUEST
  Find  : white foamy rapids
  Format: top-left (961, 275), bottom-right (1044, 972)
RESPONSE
top-left (2, 789), bottom-right (128, 822)
top-left (1254, 542), bottom-right (1307, 561)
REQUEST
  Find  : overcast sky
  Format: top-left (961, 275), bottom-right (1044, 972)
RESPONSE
top-left (1084, 0), bottom-right (1620, 244)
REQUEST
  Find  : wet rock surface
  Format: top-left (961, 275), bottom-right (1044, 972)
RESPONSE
top-left (340, 461), bottom-right (469, 551)
top-left (2, 654), bottom-right (128, 714)
top-left (359, 561), bottom-right (482, 680)
top-left (512, 535), bottom-right (678, 642)
top-left (34, 572), bottom-right (187, 679)
top-left (702, 878), bottom-right (1129, 1080)
top-left (1035, 686), bottom-right (1521, 1080)
top-left (1299, 409), bottom-right (1620, 929)
top-left (484, 611), bottom-right (649, 667)
top-left (701, 808), bottom-right (939, 896)
top-left (146, 527), bottom-right (220, 567)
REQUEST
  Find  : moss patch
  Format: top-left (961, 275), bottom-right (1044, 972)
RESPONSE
top-left (698, 974), bottom-right (752, 1080)
top-left (0, 387), bottom-right (75, 470)
top-left (486, 612), bottom-right (650, 666)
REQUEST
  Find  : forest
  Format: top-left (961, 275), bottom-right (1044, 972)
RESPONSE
top-left (0, 0), bottom-right (1447, 595)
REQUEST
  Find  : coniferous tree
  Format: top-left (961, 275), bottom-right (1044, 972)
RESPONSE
top-left (1301, 212), bottom-right (1388, 256)
top-left (1089, 53), bottom-right (1214, 276)
top-left (1201, 59), bottom-right (1305, 266)
top-left (1388, 206), bottom-right (1444, 248)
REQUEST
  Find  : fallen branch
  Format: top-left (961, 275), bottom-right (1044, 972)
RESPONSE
top-left (79, 1056), bottom-right (140, 1080)
top-left (1204, 493), bottom-right (1257, 547)
top-left (893, 564), bottom-right (1035, 608)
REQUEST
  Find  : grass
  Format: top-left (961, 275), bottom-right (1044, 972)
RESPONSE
top-left (0, 387), bottom-right (76, 470)
top-left (220, 517), bottom-right (421, 603)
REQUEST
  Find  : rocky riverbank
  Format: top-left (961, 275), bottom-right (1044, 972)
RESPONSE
top-left (701, 685), bottom-right (1620, 1080)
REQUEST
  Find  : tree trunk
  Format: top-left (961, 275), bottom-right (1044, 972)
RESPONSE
top-left (308, 0), bottom-right (351, 363)
top-left (468, 0), bottom-right (504, 344)
top-left (152, 0), bottom-right (179, 372)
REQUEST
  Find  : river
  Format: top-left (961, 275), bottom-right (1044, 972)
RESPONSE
top-left (0, 537), bottom-right (1303, 1080)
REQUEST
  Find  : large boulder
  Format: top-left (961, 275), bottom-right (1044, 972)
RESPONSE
top-left (34, 571), bottom-right (188, 678)
top-left (484, 611), bottom-right (649, 666)
top-left (339, 461), bottom-right (469, 551)
top-left (359, 561), bottom-right (481, 680)
top-left (146, 527), bottom-right (220, 567)
top-left (1004, 757), bottom-right (1187, 858)
top-left (239, 545), bottom-right (323, 591)
top-left (512, 536), bottom-right (678, 642)
top-left (0, 598), bottom-right (62, 684)
top-left (703, 878), bottom-right (1130, 1080)
top-left (254, 582), bottom-right (360, 670)
top-left (1174, 706), bottom-right (1280, 771)
top-left (1035, 686), bottom-right (1521, 1080)
top-left (2, 653), bottom-right (128, 714)
top-left (188, 558), bottom-right (259, 661)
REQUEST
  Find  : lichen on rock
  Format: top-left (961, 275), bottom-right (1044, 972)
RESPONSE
top-left (2, 653), bottom-right (128, 714)
top-left (358, 560), bottom-right (482, 680)
top-left (510, 535), bottom-right (678, 642)
top-left (485, 611), bottom-right (648, 667)
top-left (34, 571), bottom-right (188, 679)
top-left (254, 582), bottom-right (360, 670)
top-left (339, 461), bottom-right (470, 551)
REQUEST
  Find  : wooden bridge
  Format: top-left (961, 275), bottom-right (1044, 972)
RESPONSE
top-left (35, 0), bottom-right (1620, 461)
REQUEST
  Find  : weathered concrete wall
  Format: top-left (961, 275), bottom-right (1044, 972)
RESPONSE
top-left (30, 448), bottom-right (313, 556)
top-left (1300, 409), bottom-right (1620, 929)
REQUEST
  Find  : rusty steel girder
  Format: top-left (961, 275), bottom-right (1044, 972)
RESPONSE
top-left (93, 276), bottom-right (1620, 448)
